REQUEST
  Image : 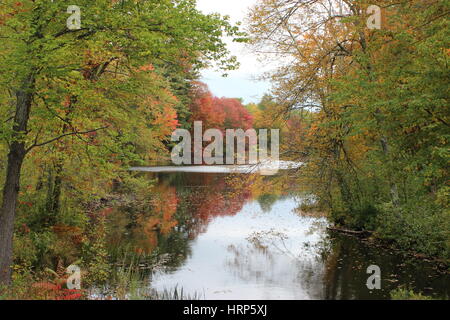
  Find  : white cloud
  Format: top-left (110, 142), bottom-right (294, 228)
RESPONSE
top-left (196, 0), bottom-right (272, 104)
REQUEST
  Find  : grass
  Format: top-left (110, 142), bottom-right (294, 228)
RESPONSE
top-left (390, 288), bottom-right (434, 300)
top-left (89, 251), bottom-right (203, 300)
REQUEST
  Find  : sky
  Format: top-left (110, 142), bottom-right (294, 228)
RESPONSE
top-left (196, 0), bottom-right (272, 104)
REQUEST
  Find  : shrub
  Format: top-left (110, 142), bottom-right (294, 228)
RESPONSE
top-left (375, 202), bottom-right (450, 259)
top-left (390, 288), bottom-right (433, 300)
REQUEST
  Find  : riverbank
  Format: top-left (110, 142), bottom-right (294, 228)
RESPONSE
top-left (327, 226), bottom-right (449, 271)
top-left (97, 170), bottom-right (449, 300)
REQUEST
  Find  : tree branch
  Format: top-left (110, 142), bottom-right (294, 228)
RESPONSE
top-left (26, 126), bottom-right (109, 153)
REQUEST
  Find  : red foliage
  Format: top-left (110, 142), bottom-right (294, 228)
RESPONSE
top-left (189, 82), bottom-right (253, 130)
top-left (52, 224), bottom-right (84, 245)
top-left (32, 281), bottom-right (84, 300)
top-left (19, 223), bottom-right (30, 234)
top-left (183, 175), bottom-right (252, 238)
top-left (213, 97), bottom-right (253, 130)
top-left (190, 82), bottom-right (225, 129)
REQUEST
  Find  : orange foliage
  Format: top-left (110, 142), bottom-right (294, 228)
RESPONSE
top-left (189, 82), bottom-right (253, 130)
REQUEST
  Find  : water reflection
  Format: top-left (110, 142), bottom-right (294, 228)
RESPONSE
top-left (150, 198), bottom-right (328, 299)
top-left (106, 169), bottom-right (450, 300)
top-left (320, 233), bottom-right (450, 299)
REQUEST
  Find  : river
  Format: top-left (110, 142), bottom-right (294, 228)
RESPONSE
top-left (104, 167), bottom-right (449, 300)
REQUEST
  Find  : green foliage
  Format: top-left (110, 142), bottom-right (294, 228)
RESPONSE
top-left (247, 0), bottom-right (449, 259)
top-left (375, 203), bottom-right (450, 259)
top-left (0, 0), bottom-right (245, 289)
top-left (390, 288), bottom-right (433, 300)
top-left (81, 216), bottom-right (110, 286)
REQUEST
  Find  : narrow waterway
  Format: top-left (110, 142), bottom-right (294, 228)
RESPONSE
top-left (106, 167), bottom-right (449, 300)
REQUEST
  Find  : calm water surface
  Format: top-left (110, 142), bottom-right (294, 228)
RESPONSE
top-left (106, 168), bottom-right (449, 300)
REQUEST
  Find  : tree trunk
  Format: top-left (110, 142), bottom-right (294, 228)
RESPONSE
top-left (52, 163), bottom-right (63, 220)
top-left (0, 74), bottom-right (34, 286)
top-left (0, 146), bottom-right (25, 285)
top-left (45, 162), bottom-right (63, 225)
top-left (380, 136), bottom-right (400, 206)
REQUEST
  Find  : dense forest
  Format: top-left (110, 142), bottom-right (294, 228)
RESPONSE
top-left (246, 0), bottom-right (449, 259)
top-left (0, 0), bottom-right (448, 300)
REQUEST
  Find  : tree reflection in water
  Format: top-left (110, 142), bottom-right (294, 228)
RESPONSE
top-left (105, 170), bottom-right (450, 299)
